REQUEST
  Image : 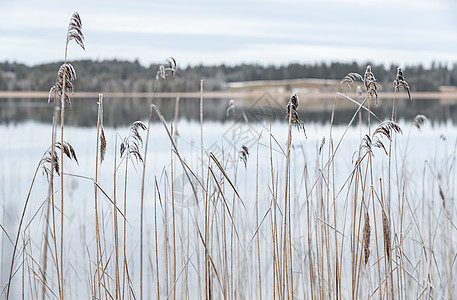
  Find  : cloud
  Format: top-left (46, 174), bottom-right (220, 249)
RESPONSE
top-left (1, 0), bottom-right (456, 66)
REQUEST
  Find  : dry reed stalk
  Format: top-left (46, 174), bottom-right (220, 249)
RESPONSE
top-left (154, 178), bottom-right (161, 299)
top-left (221, 193), bottom-right (228, 299)
top-left (6, 160), bottom-right (42, 299)
top-left (164, 177), bottom-right (170, 298)
top-left (350, 155), bottom-right (361, 299)
top-left (326, 99), bottom-right (340, 299)
top-left (362, 65), bottom-right (385, 297)
top-left (368, 114), bottom-right (383, 297)
top-left (200, 80), bottom-right (204, 201)
top-left (112, 134), bottom-right (121, 300)
top-left (379, 178), bottom-right (393, 300)
top-left (170, 130), bottom-right (177, 300)
top-left (150, 105), bottom-right (204, 297)
top-left (268, 125), bottom-right (278, 299)
top-left (283, 93), bottom-right (305, 299)
top-left (386, 68), bottom-right (411, 299)
top-left (139, 57), bottom-right (176, 300)
top-left (329, 126), bottom-right (342, 300)
top-left (204, 166), bottom-right (210, 300)
top-left (255, 142), bottom-right (262, 300)
top-left (198, 79), bottom-right (204, 300)
top-left (323, 120), bottom-right (333, 300)
top-left (173, 97), bottom-right (180, 139)
top-left (352, 164), bottom-right (366, 299)
top-left (230, 152), bottom-right (240, 300)
top-left (57, 14), bottom-right (84, 297)
top-left (5, 140), bottom-right (78, 300)
top-left (94, 94), bottom-right (103, 299)
top-left (40, 89), bottom-right (59, 300)
top-left (120, 121), bottom-right (146, 299)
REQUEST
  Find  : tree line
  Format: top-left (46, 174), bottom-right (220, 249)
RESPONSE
top-left (1, 59), bottom-right (456, 93)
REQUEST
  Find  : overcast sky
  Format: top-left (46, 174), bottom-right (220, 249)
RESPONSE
top-left (1, 0), bottom-right (457, 67)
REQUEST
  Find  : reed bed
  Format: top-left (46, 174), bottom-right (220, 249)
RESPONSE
top-left (1, 12), bottom-right (457, 300)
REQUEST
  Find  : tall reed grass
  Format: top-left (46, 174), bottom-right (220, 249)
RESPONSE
top-left (2, 12), bottom-right (457, 300)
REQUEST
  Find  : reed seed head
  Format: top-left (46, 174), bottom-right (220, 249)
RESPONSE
top-left (341, 72), bottom-right (364, 89)
top-left (100, 127), bottom-right (106, 163)
top-left (413, 114), bottom-right (427, 131)
top-left (361, 134), bottom-right (373, 156)
top-left (239, 145), bottom-right (249, 169)
top-left (66, 12), bottom-right (85, 50)
top-left (120, 121), bottom-right (147, 163)
top-left (382, 209), bottom-right (391, 260)
top-left (364, 65), bottom-right (381, 105)
top-left (40, 142), bottom-right (78, 180)
top-left (157, 57), bottom-right (178, 80)
top-left (286, 93), bottom-right (306, 136)
top-left (373, 121), bottom-right (402, 141)
top-left (51, 63), bottom-right (77, 105)
top-left (362, 211), bottom-right (371, 266)
top-left (394, 67), bottom-right (411, 100)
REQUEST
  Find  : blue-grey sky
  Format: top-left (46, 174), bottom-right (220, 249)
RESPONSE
top-left (1, 0), bottom-right (457, 67)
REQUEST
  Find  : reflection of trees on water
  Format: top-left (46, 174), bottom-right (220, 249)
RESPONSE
top-left (0, 97), bottom-right (454, 126)
top-left (0, 97), bottom-right (229, 126)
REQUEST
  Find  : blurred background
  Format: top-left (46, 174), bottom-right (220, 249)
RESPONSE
top-left (1, 0), bottom-right (457, 124)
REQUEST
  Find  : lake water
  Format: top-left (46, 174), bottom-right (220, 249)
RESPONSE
top-left (1, 114), bottom-right (457, 298)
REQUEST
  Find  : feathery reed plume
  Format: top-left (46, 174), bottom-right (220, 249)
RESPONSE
top-left (40, 142), bottom-right (78, 179)
top-left (239, 145), bottom-right (249, 169)
top-left (362, 211), bottom-right (371, 266)
top-left (373, 137), bottom-right (388, 156)
top-left (373, 121), bottom-right (403, 141)
top-left (363, 65), bottom-right (381, 104)
top-left (49, 12), bottom-right (84, 106)
top-left (361, 134), bottom-right (389, 157)
top-left (286, 93), bottom-right (306, 136)
top-left (66, 12), bottom-right (85, 50)
top-left (363, 122), bottom-right (402, 158)
top-left (361, 134), bottom-right (373, 157)
top-left (413, 114), bottom-right (427, 131)
top-left (55, 141), bottom-right (78, 165)
top-left (100, 128), bottom-right (106, 163)
top-left (341, 73), bottom-right (364, 89)
top-left (97, 94), bottom-right (106, 163)
top-left (41, 150), bottom-right (59, 180)
top-left (121, 121), bottom-right (147, 163)
top-left (382, 209), bottom-right (391, 260)
top-left (393, 67), bottom-right (411, 100)
top-left (49, 64), bottom-right (77, 105)
top-left (226, 99), bottom-right (235, 117)
top-left (157, 57), bottom-right (177, 80)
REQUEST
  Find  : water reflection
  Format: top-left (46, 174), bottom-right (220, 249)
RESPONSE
top-left (0, 96), bottom-right (453, 126)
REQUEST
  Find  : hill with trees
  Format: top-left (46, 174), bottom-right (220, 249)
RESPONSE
top-left (1, 59), bottom-right (456, 94)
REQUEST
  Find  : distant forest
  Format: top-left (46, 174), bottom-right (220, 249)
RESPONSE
top-left (1, 59), bottom-right (457, 93)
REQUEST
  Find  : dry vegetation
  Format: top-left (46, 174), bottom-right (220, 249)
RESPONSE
top-left (2, 12), bottom-right (457, 300)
